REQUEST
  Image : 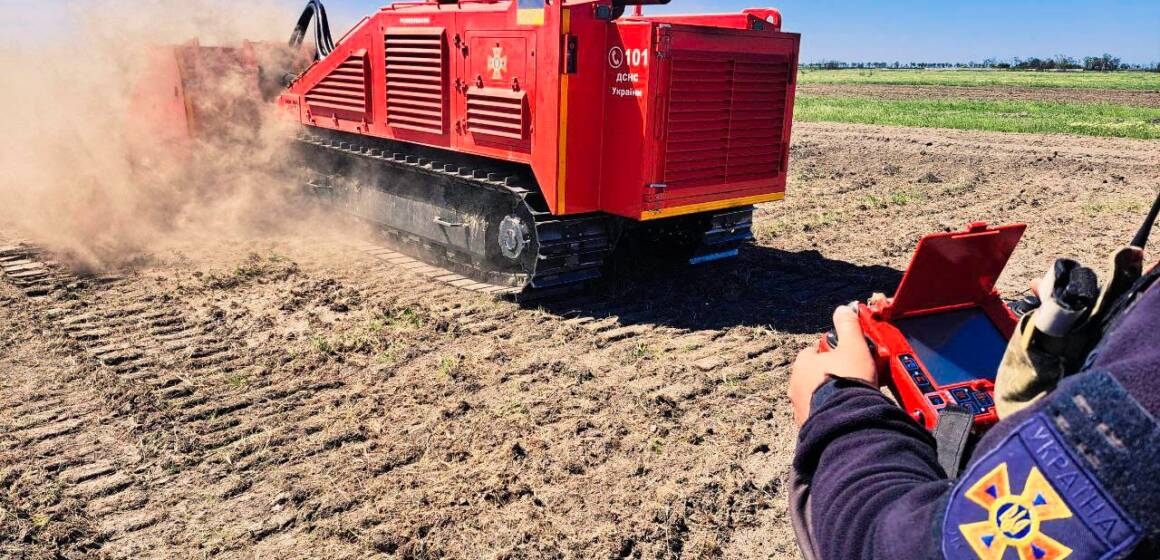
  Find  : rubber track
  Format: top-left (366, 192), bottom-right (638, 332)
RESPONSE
top-left (296, 132), bottom-right (613, 299)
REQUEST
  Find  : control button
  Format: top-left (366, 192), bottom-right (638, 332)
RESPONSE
top-left (975, 391), bottom-right (994, 407)
top-left (825, 330), bottom-right (838, 350)
top-left (914, 374), bottom-right (929, 386)
top-left (962, 402), bottom-right (980, 415)
top-left (928, 395), bottom-right (945, 406)
top-left (902, 364), bottom-right (916, 372)
top-left (951, 388), bottom-right (973, 404)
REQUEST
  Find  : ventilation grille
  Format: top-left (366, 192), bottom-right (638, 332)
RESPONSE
top-left (385, 29), bottom-right (447, 134)
top-left (664, 56), bottom-right (790, 189)
top-left (305, 51), bottom-right (370, 114)
top-left (466, 88), bottom-right (527, 141)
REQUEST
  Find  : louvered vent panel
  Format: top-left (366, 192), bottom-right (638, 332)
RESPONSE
top-left (466, 88), bottom-right (527, 140)
top-left (385, 30), bottom-right (447, 134)
top-left (664, 55), bottom-right (790, 189)
top-left (305, 51), bottom-right (370, 114)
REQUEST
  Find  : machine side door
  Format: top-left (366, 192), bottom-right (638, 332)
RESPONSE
top-left (457, 30), bottom-right (536, 161)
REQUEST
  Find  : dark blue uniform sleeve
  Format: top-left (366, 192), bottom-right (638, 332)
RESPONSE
top-left (794, 282), bottom-right (1160, 560)
top-left (794, 380), bottom-right (953, 559)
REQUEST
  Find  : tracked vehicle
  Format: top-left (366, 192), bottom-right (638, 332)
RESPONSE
top-left (147, 0), bottom-right (801, 294)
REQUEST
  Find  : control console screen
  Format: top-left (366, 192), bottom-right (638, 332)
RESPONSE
top-left (895, 308), bottom-right (1007, 386)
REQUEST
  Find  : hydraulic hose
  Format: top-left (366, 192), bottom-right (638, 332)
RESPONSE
top-left (289, 0), bottom-right (335, 61)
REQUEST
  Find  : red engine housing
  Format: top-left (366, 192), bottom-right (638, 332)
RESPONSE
top-left (277, 0), bottom-right (800, 221)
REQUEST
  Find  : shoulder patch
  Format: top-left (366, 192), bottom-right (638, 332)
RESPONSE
top-left (942, 413), bottom-right (1142, 560)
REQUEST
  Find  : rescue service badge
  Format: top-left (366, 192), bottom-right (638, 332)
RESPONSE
top-left (488, 46), bottom-right (508, 80)
top-left (956, 463), bottom-right (1073, 559)
top-left (942, 414), bottom-right (1142, 560)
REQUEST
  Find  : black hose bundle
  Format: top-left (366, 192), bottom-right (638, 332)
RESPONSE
top-left (289, 0), bottom-right (335, 61)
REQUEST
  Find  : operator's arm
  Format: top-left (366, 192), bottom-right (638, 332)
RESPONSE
top-left (794, 372), bottom-right (953, 559)
top-left (792, 283), bottom-right (1160, 559)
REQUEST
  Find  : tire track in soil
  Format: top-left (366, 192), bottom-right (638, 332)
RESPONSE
top-left (1, 256), bottom-right (155, 558)
top-left (0, 244), bottom-right (359, 557)
top-left (6, 123), bottom-right (1150, 558)
top-left (2, 234), bottom-right (880, 558)
top-left (225, 237), bottom-right (890, 558)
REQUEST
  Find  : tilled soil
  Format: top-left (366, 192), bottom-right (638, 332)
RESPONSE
top-left (1, 122), bottom-right (1158, 559)
top-left (799, 83), bottom-right (1160, 107)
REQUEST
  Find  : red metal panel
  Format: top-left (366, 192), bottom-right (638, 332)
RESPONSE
top-left (595, 18), bottom-right (799, 219)
top-left (595, 21), bottom-right (657, 219)
top-left (662, 54), bottom-right (790, 190)
top-left (284, 16), bottom-right (377, 136)
top-left (550, 5), bottom-right (613, 215)
top-left (384, 28), bottom-right (448, 134)
top-left (460, 31), bottom-right (535, 158)
top-left (466, 88), bottom-right (527, 141)
top-left (306, 50), bottom-right (371, 115)
top-left (645, 23), bottom-right (799, 218)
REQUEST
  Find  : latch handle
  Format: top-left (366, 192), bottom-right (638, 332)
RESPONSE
top-left (434, 217), bottom-right (467, 228)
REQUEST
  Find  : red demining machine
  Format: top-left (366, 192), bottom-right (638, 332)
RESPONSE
top-left (137, 0), bottom-right (801, 295)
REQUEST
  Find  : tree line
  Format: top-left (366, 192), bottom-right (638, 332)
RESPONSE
top-left (804, 55), bottom-right (1158, 72)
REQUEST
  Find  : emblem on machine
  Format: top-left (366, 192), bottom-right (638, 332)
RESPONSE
top-left (488, 46), bottom-right (508, 80)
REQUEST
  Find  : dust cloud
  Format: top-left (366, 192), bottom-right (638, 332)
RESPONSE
top-left (0, 0), bottom-right (329, 272)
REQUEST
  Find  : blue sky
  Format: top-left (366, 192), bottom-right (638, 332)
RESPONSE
top-left (2, 1), bottom-right (1156, 64)
top-left (326, 0), bottom-right (1160, 65)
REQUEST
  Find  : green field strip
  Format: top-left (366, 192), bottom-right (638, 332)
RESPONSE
top-left (794, 96), bottom-right (1160, 139)
top-left (798, 69), bottom-right (1160, 91)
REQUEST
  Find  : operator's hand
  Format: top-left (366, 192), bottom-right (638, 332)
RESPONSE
top-left (789, 304), bottom-right (879, 427)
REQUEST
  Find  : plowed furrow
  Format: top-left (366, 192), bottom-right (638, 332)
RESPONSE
top-left (59, 462), bottom-right (119, 485)
top-left (66, 472), bottom-right (135, 500)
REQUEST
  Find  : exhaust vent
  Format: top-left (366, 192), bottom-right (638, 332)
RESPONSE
top-left (466, 88), bottom-right (527, 141)
top-left (664, 56), bottom-right (790, 189)
top-left (305, 50), bottom-right (370, 115)
top-left (385, 28), bottom-right (448, 134)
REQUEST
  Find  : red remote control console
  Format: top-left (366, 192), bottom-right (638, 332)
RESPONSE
top-left (820, 222), bottom-right (1026, 431)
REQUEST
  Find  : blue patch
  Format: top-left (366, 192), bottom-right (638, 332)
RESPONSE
top-left (941, 413), bottom-right (1142, 560)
